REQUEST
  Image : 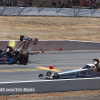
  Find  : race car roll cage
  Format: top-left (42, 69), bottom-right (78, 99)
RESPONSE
top-left (16, 40), bottom-right (32, 53)
top-left (16, 35), bottom-right (38, 53)
top-left (5, 35), bottom-right (38, 65)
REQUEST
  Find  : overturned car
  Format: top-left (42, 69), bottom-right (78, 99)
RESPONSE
top-left (0, 35), bottom-right (38, 65)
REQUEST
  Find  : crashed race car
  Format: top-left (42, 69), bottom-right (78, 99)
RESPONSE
top-left (0, 35), bottom-right (38, 65)
top-left (39, 59), bottom-right (100, 79)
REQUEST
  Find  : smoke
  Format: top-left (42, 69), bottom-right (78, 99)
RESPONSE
top-left (8, 41), bottom-right (16, 48)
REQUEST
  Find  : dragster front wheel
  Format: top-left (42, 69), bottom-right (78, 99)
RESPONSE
top-left (39, 74), bottom-right (43, 77)
top-left (46, 71), bottom-right (52, 76)
top-left (20, 35), bottom-right (24, 41)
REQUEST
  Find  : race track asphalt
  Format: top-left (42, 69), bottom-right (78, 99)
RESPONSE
top-left (0, 50), bottom-right (100, 82)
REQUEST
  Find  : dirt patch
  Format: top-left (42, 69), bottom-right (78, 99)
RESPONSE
top-left (0, 16), bottom-right (100, 41)
top-left (0, 90), bottom-right (100, 100)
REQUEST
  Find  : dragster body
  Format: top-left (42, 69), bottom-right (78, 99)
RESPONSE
top-left (0, 50), bottom-right (15, 64)
top-left (39, 64), bottom-right (100, 79)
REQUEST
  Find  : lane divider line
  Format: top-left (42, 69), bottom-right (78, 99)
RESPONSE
top-left (0, 66), bottom-right (82, 72)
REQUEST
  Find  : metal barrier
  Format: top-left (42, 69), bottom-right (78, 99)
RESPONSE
top-left (0, 7), bottom-right (100, 17)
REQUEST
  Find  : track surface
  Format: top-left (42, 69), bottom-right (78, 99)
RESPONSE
top-left (0, 50), bottom-right (100, 82)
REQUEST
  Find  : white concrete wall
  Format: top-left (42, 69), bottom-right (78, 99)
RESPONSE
top-left (0, 78), bottom-right (100, 95)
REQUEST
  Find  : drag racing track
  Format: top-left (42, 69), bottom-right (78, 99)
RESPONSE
top-left (0, 50), bottom-right (100, 82)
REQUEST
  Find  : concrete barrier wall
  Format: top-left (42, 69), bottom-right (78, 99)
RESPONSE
top-left (0, 78), bottom-right (100, 95)
top-left (1, 40), bottom-right (100, 51)
top-left (76, 78), bottom-right (100, 90)
top-left (0, 7), bottom-right (100, 17)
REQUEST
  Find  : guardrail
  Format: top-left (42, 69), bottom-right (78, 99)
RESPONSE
top-left (0, 7), bottom-right (100, 17)
top-left (0, 40), bottom-right (100, 51)
top-left (0, 77), bottom-right (100, 95)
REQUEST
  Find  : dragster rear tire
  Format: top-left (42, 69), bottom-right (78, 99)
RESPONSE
top-left (19, 53), bottom-right (29, 65)
top-left (53, 73), bottom-right (59, 79)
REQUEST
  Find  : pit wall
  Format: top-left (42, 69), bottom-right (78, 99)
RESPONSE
top-left (0, 7), bottom-right (100, 17)
top-left (1, 40), bottom-right (100, 51)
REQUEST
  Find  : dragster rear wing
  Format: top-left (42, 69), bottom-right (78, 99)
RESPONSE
top-left (20, 35), bottom-right (38, 45)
